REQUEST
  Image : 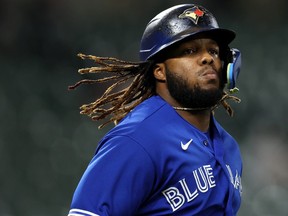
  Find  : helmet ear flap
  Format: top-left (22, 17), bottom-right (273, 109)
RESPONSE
top-left (222, 48), bottom-right (241, 92)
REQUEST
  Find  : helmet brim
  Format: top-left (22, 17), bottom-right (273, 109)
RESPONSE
top-left (148, 28), bottom-right (235, 61)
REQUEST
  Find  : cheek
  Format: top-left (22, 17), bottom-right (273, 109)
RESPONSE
top-left (170, 60), bottom-right (198, 78)
top-left (214, 59), bottom-right (223, 76)
top-left (175, 66), bottom-right (198, 84)
top-left (216, 58), bottom-right (223, 71)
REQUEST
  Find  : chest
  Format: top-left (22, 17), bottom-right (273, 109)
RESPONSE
top-left (137, 129), bottom-right (242, 215)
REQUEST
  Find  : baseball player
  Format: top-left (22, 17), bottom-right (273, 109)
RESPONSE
top-left (68, 3), bottom-right (243, 216)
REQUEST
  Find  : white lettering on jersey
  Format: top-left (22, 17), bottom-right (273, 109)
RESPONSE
top-left (203, 165), bottom-right (216, 188)
top-left (162, 164), bottom-right (216, 212)
top-left (226, 164), bottom-right (242, 195)
top-left (179, 178), bottom-right (199, 202)
top-left (162, 187), bottom-right (185, 212)
top-left (193, 165), bottom-right (216, 193)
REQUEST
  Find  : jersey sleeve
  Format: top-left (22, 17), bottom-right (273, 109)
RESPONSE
top-left (68, 135), bottom-right (155, 216)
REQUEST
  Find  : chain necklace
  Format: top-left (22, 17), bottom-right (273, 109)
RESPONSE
top-left (172, 106), bottom-right (210, 111)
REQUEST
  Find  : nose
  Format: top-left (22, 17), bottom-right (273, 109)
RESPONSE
top-left (200, 52), bottom-right (214, 65)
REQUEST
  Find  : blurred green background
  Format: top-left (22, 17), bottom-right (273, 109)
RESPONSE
top-left (1, 0), bottom-right (288, 215)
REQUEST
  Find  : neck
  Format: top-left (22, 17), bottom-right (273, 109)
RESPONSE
top-left (174, 107), bottom-right (211, 132)
top-left (155, 85), bottom-right (212, 131)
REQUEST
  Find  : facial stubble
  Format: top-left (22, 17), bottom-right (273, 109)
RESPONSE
top-left (165, 66), bottom-right (224, 109)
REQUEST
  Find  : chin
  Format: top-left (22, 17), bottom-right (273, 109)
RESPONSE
top-left (202, 84), bottom-right (220, 91)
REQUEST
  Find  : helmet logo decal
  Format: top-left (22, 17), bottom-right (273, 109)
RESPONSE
top-left (178, 6), bottom-right (204, 24)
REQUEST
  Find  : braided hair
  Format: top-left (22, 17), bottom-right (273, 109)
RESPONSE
top-left (69, 53), bottom-right (240, 128)
top-left (69, 54), bottom-right (155, 128)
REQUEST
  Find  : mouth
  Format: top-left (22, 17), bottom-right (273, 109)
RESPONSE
top-left (201, 69), bottom-right (218, 79)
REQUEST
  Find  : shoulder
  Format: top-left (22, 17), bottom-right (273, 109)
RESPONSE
top-left (212, 117), bottom-right (242, 160)
top-left (95, 95), bottom-right (185, 162)
top-left (212, 117), bottom-right (242, 165)
top-left (213, 117), bottom-right (238, 144)
top-left (105, 95), bottom-right (179, 139)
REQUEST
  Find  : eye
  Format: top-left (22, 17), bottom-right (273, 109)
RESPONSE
top-left (209, 48), bottom-right (220, 57)
top-left (182, 48), bottom-right (197, 55)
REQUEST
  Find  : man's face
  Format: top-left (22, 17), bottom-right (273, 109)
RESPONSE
top-left (162, 37), bottom-right (224, 109)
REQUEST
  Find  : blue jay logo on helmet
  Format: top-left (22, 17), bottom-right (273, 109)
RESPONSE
top-left (139, 4), bottom-right (235, 62)
top-left (178, 6), bottom-right (204, 25)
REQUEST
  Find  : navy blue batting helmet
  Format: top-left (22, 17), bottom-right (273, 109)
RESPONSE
top-left (139, 4), bottom-right (236, 61)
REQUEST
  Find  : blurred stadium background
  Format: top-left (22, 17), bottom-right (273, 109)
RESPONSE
top-left (0, 0), bottom-right (288, 215)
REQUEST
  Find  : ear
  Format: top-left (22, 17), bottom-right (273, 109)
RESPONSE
top-left (153, 63), bottom-right (166, 82)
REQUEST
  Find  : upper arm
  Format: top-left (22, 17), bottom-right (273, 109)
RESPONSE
top-left (69, 135), bottom-right (155, 216)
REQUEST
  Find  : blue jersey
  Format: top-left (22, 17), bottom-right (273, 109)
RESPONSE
top-left (68, 95), bottom-right (242, 216)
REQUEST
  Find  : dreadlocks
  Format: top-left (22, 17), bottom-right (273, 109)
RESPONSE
top-left (69, 53), bottom-right (240, 129)
top-left (68, 53), bottom-right (155, 128)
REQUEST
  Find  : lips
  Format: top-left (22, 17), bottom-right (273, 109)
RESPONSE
top-left (201, 69), bottom-right (218, 79)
